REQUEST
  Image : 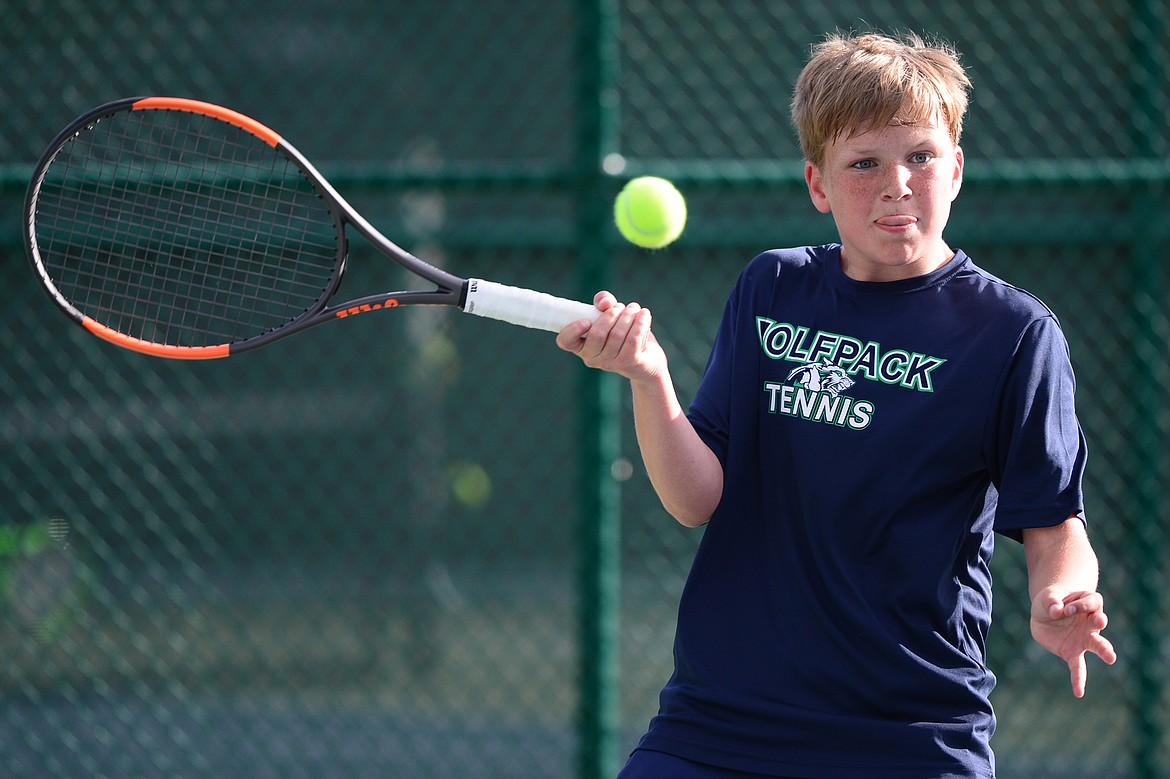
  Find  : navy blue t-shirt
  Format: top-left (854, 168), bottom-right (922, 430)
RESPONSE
top-left (635, 245), bottom-right (1087, 778)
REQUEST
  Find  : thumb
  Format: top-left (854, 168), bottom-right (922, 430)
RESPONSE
top-left (1034, 584), bottom-right (1076, 622)
top-left (1033, 587), bottom-right (1069, 620)
top-left (556, 318), bottom-right (592, 352)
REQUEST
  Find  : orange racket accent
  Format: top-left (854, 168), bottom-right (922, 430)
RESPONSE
top-left (82, 317), bottom-right (231, 359)
top-left (131, 97), bottom-right (282, 147)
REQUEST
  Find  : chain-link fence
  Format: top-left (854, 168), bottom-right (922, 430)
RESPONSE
top-left (1, 1), bottom-right (1167, 777)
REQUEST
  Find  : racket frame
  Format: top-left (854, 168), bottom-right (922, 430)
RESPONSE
top-left (24, 97), bottom-right (473, 359)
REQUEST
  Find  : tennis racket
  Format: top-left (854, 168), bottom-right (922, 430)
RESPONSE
top-left (23, 97), bottom-right (600, 359)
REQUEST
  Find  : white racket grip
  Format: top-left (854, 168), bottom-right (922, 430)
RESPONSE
top-left (462, 278), bottom-right (600, 332)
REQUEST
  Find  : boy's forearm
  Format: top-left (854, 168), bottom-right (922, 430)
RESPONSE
top-left (1023, 517), bottom-right (1100, 598)
top-left (630, 374), bottom-right (723, 527)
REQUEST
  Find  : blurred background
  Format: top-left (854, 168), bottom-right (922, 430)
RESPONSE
top-left (1, 1), bottom-right (1167, 777)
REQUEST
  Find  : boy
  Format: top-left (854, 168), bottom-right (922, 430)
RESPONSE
top-left (557, 32), bottom-right (1116, 779)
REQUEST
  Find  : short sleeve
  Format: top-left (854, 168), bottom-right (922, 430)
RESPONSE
top-left (686, 286), bottom-right (738, 469)
top-left (988, 316), bottom-right (1088, 539)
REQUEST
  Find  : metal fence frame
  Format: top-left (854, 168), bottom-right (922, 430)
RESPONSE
top-left (1, 2), bottom-right (1167, 777)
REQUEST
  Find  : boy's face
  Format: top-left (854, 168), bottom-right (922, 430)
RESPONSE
top-left (805, 120), bottom-right (964, 282)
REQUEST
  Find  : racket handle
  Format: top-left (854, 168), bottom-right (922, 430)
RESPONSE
top-left (462, 279), bottom-right (601, 332)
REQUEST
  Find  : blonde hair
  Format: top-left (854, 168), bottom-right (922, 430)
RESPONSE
top-left (791, 32), bottom-right (971, 168)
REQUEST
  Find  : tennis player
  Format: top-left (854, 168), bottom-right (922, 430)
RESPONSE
top-left (558, 31), bottom-right (1116, 779)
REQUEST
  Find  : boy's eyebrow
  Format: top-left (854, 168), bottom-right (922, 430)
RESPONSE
top-left (837, 126), bottom-right (946, 154)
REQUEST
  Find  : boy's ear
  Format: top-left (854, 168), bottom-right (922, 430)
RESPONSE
top-left (805, 161), bottom-right (833, 214)
top-left (951, 146), bottom-right (965, 200)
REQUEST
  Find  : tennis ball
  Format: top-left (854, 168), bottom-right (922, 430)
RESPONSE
top-left (614, 176), bottom-right (686, 249)
top-left (449, 461), bottom-right (492, 509)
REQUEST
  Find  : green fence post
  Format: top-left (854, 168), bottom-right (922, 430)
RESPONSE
top-left (1128, 3), bottom-right (1168, 777)
top-left (575, 1), bottom-right (622, 778)
top-left (1128, 254), bottom-right (1166, 779)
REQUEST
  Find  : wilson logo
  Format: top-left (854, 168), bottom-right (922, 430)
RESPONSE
top-left (335, 300), bottom-right (399, 318)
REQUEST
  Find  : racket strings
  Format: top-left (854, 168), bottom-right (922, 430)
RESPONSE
top-left (32, 107), bottom-right (342, 347)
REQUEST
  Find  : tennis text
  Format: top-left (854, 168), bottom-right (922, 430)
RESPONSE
top-left (764, 382), bottom-right (874, 430)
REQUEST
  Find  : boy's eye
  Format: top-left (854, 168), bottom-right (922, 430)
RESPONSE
top-left (910, 152), bottom-right (932, 164)
top-left (853, 159), bottom-right (876, 170)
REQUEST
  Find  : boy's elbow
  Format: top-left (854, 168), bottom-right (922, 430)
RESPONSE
top-left (663, 481), bottom-right (722, 528)
top-left (651, 447), bottom-right (722, 528)
top-left (672, 510), bottom-right (711, 528)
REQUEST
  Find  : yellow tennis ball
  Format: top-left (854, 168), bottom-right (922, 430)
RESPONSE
top-left (614, 176), bottom-right (686, 249)
top-left (449, 461), bottom-right (492, 509)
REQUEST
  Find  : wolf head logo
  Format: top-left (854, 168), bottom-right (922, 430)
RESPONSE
top-left (786, 359), bottom-right (854, 397)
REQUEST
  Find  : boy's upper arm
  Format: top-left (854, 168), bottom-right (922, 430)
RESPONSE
top-left (988, 316), bottom-right (1088, 540)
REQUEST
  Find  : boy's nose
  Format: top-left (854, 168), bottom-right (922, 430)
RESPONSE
top-left (882, 165), bottom-right (913, 200)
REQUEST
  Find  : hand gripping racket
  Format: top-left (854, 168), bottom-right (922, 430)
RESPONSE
top-left (23, 97), bottom-right (600, 359)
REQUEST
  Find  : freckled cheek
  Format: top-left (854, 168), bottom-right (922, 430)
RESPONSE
top-left (842, 178), bottom-right (878, 199)
top-left (911, 178), bottom-right (941, 198)
top-left (833, 179), bottom-right (883, 209)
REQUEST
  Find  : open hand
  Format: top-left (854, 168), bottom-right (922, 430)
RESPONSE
top-left (1030, 587), bottom-right (1117, 698)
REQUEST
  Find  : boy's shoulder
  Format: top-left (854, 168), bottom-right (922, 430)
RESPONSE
top-left (747, 244), bottom-right (832, 269)
top-left (952, 257), bottom-right (1063, 323)
top-left (737, 244), bottom-right (835, 286)
top-left (740, 244), bottom-right (1060, 325)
